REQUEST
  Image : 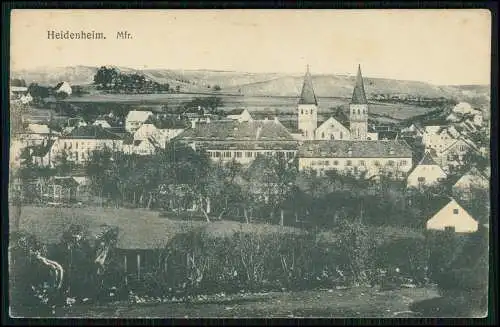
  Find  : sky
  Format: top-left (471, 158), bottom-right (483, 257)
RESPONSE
top-left (10, 9), bottom-right (491, 85)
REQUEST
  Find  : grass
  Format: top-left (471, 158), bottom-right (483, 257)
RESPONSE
top-left (10, 205), bottom-right (303, 250)
top-left (39, 286), bottom-right (440, 318)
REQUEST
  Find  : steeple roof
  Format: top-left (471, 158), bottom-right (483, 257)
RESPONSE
top-left (299, 65), bottom-right (318, 105)
top-left (351, 64), bottom-right (368, 104)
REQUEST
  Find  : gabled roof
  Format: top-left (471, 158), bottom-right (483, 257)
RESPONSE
top-left (418, 152), bottom-right (439, 166)
top-left (61, 125), bottom-right (123, 140)
top-left (440, 137), bottom-right (479, 155)
top-left (298, 140), bottom-right (412, 158)
top-left (351, 64), bottom-right (368, 105)
top-left (175, 119), bottom-right (297, 142)
top-left (27, 123), bottom-right (51, 134)
top-left (298, 65), bottom-right (318, 105)
top-left (454, 166), bottom-right (489, 186)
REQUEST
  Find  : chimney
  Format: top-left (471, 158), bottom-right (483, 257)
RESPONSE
top-left (191, 119), bottom-right (196, 129)
top-left (264, 117), bottom-right (268, 121)
top-left (207, 117), bottom-right (211, 124)
top-left (274, 117), bottom-right (279, 124)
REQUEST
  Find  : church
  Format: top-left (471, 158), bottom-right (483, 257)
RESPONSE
top-left (297, 64), bottom-right (378, 141)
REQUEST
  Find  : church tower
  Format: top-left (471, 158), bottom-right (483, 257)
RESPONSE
top-left (349, 64), bottom-right (369, 140)
top-left (298, 65), bottom-right (318, 140)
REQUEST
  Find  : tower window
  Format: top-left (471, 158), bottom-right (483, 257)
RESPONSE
top-left (453, 209), bottom-right (459, 215)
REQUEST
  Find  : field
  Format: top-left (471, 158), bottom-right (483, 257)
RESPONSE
top-left (48, 286), bottom-right (439, 318)
top-left (56, 93), bottom-right (437, 123)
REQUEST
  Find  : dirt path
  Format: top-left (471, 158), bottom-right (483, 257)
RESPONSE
top-left (59, 286), bottom-right (439, 318)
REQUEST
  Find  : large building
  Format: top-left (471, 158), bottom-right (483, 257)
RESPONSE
top-left (50, 125), bottom-right (124, 165)
top-left (173, 118), bottom-right (299, 165)
top-left (298, 140), bottom-right (413, 179)
top-left (297, 65), bottom-right (377, 141)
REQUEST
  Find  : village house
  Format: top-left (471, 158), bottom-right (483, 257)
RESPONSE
top-left (17, 123), bottom-right (59, 147)
top-left (54, 81), bottom-right (72, 96)
top-left (173, 118), bottom-right (299, 166)
top-left (133, 123), bottom-right (184, 148)
top-left (426, 198), bottom-right (479, 233)
top-left (432, 137), bottom-right (480, 173)
top-left (10, 86), bottom-right (33, 104)
top-left (452, 166), bottom-right (489, 200)
top-left (227, 108), bottom-right (254, 122)
top-left (421, 125), bottom-right (458, 154)
top-left (45, 176), bottom-right (80, 204)
top-left (406, 152), bottom-right (447, 189)
top-left (50, 125), bottom-right (124, 165)
top-left (125, 110), bottom-right (154, 133)
top-left (123, 136), bottom-right (159, 156)
top-left (297, 140), bottom-right (413, 179)
top-left (297, 65), bottom-right (378, 141)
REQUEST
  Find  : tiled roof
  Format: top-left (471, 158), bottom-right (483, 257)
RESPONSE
top-left (298, 66), bottom-right (318, 105)
top-left (298, 140), bottom-right (412, 158)
top-left (175, 119), bottom-right (297, 142)
top-left (61, 125), bottom-right (123, 140)
top-left (351, 65), bottom-right (368, 104)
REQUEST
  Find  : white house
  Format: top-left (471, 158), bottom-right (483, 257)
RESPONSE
top-left (10, 86), bottom-right (33, 104)
top-left (407, 152), bottom-right (447, 188)
top-left (125, 110), bottom-right (154, 133)
top-left (54, 81), bottom-right (72, 96)
top-left (133, 123), bottom-right (184, 148)
top-left (426, 198), bottom-right (479, 233)
top-left (227, 109), bottom-right (253, 122)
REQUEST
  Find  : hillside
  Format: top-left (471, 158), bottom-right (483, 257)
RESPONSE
top-left (11, 66), bottom-right (490, 103)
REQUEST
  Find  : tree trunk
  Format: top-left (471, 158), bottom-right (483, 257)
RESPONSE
top-left (244, 208), bottom-right (249, 224)
top-left (147, 192), bottom-right (153, 209)
top-left (206, 197), bottom-right (211, 214)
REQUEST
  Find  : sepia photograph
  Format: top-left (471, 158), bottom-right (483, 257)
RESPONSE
top-left (7, 9), bottom-right (492, 318)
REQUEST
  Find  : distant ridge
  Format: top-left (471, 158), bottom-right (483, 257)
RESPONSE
top-left (11, 66), bottom-right (490, 102)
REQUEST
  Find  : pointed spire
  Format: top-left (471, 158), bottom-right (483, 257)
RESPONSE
top-left (299, 64), bottom-right (318, 105)
top-left (351, 64), bottom-right (368, 104)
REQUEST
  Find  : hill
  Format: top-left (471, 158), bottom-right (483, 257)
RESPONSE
top-left (11, 66), bottom-right (490, 103)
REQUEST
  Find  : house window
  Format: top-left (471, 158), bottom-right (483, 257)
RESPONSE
top-left (301, 109), bottom-right (303, 115)
top-left (321, 132), bottom-right (325, 138)
top-left (346, 160), bottom-right (352, 166)
top-left (330, 134), bottom-right (335, 140)
top-left (359, 160), bottom-right (365, 166)
top-left (215, 152), bottom-right (221, 158)
top-left (246, 152), bottom-right (253, 158)
top-left (333, 160), bottom-right (339, 166)
top-left (339, 132), bottom-right (343, 139)
top-left (236, 152), bottom-right (242, 158)
top-left (388, 160), bottom-right (395, 166)
top-left (224, 152), bottom-right (232, 158)
top-left (400, 160), bottom-right (407, 166)
top-left (374, 161), bottom-right (380, 167)
top-left (445, 226), bottom-right (455, 232)
top-left (76, 143), bottom-right (78, 149)
top-left (453, 209), bottom-right (459, 215)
